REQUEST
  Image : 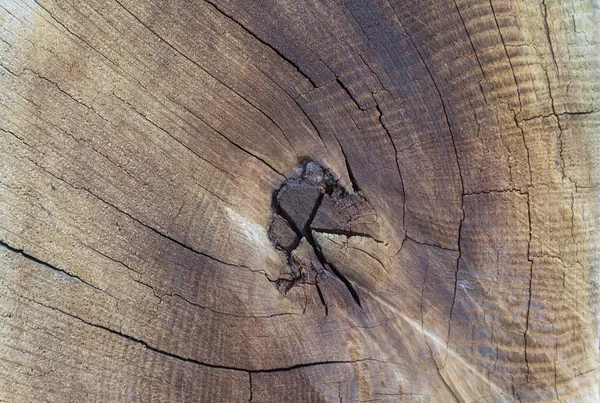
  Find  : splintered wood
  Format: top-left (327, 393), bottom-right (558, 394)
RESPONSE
top-left (0, 0), bottom-right (598, 402)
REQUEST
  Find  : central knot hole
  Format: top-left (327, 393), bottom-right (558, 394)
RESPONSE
top-left (268, 161), bottom-right (381, 309)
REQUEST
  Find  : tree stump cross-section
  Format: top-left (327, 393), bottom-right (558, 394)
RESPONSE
top-left (0, 0), bottom-right (598, 402)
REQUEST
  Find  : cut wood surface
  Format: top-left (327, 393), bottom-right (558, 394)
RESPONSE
top-left (0, 0), bottom-right (598, 402)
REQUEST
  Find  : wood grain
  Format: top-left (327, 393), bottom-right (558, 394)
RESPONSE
top-left (0, 0), bottom-right (598, 401)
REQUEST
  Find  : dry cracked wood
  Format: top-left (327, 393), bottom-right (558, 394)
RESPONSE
top-left (0, 0), bottom-right (598, 402)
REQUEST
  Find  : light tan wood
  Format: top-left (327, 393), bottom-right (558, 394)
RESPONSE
top-left (0, 0), bottom-right (598, 401)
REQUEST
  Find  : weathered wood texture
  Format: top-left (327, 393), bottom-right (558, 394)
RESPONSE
top-left (0, 0), bottom-right (598, 402)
